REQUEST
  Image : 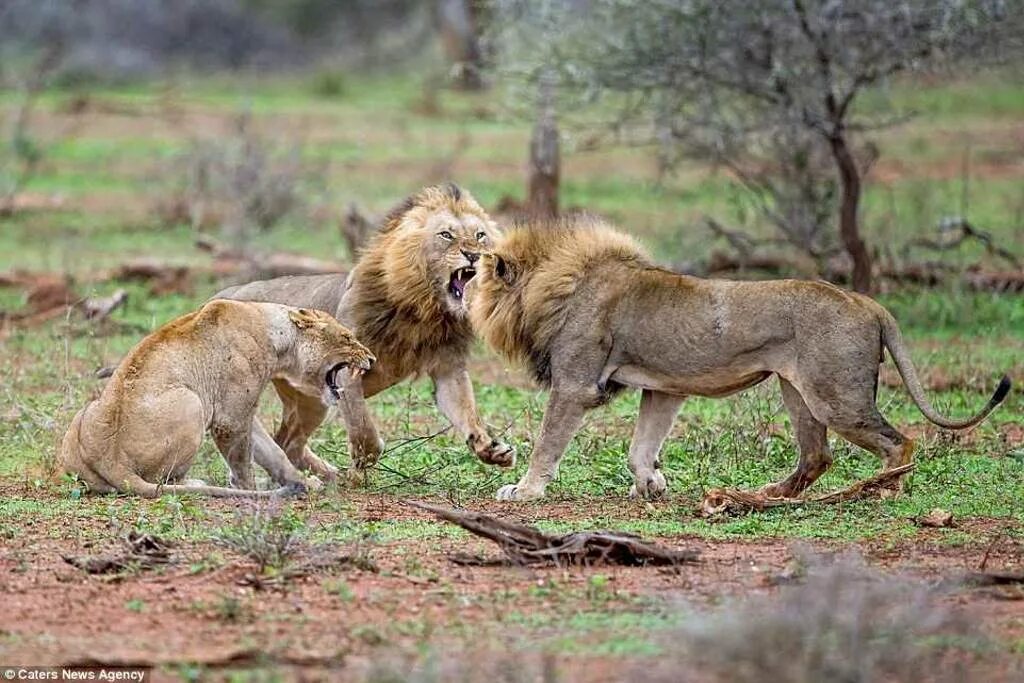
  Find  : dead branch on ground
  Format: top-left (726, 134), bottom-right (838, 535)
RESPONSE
top-left (904, 216), bottom-right (1021, 269)
top-left (700, 463), bottom-right (915, 517)
top-left (63, 532), bottom-right (174, 575)
top-left (407, 500), bottom-right (700, 567)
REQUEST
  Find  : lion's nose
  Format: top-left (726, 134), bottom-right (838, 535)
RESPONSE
top-left (461, 250), bottom-right (480, 265)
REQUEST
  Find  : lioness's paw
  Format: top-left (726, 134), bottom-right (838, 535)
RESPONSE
top-left (278, 481), bottom-right (309, 498)
top-left (473, 438), bottom-right (516, 468)
top-left (629, 471), bottom-right (667, 500)
top-left (303, 475), bottom-right (324, 492)
top-left (495, 483), bottom-right (544, 502)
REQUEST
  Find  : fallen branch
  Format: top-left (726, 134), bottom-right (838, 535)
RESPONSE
top-left (960, 571), bottom-right (1024, 587)
top-left (407, 500), bottom-right (700, 567)
top-left (700, 463), bottom-right (915, 517)
top-left (63, 532), bottom-right (174, 575)
top-left (905, 217), bottom-right (1021, 269)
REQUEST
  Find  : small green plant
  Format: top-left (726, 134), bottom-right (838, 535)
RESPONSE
top-left (214, 594), bottom-right (246, 623)
top-left (586, 574), bottom-right (613, 603)
top-left (310, 69), bottom-right (347, 98)
top-left (125, 599), bottom-right (145, 613)
top-left (324, 577), bottom-right (356, 602)
top-left (212, 502), bottom-right (304, 575)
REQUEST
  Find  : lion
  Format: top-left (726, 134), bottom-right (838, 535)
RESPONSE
top-left (215, 184), bottom-right (515, 484)
top-left (60, 301), bottom-right (375, 497)
top-left (469, 216), bottom-right (1012, 501)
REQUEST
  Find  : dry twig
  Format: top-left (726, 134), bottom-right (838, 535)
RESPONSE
top-left (700, 463), bottom-right (915, 516)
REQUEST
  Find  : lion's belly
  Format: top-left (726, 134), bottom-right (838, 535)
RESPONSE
top-left (608, 364), bottom-right (772, 398)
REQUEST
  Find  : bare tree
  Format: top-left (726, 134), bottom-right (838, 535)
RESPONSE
top-left (527, 72), bottom-right (560, 217)
top-left (437, 0), bottom-right (485, 90)
top-left (497, 0), bottom-right (1023, 292)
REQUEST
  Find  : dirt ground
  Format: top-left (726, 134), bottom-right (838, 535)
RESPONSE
top-left (2, 487), bottom-right (1022, 681)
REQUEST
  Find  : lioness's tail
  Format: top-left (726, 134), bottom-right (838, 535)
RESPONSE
top-left (109, 467), bottom-right (305, 499)
top-left (879, 310), bottom-right (1011, 429)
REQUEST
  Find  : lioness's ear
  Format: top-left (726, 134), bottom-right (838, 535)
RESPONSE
top-left (494, 255), bottom-right (517, 285)
top-left (289, 308), bottom-right (320, 329)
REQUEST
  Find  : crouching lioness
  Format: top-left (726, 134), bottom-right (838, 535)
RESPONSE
top-left (60, 300), bottom-right (374, 497)
top-left (469, 217), bottom-right (1011, 501)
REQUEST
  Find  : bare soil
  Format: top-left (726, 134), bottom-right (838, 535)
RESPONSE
top-left (1, 489), bottom-right (1022, 681)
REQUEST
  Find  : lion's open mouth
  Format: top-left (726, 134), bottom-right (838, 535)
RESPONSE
top-left (448, 267), bottom-right (476, 300)
top-left (325, 361), bottom-right (370, 400)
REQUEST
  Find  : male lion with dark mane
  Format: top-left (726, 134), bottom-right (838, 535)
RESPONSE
top-left (217, 184), bottom-right (514, 483)
top-left (469, 216), bottom-right (1011, 501)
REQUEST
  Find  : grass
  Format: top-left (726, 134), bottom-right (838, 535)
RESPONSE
top-left (0, 69), bottom-right (1022, 673)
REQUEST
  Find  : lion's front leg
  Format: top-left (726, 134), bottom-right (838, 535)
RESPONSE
top-left (627, 390), bottom-right (683, 500)
top-left (432, 365), bottom-right (515, 468)
top-left (495, 390), bottom-right (585, 502)
top-left (273, 379), bottom-right (339, 482)
top-left (211, 423), bottom-right (256, 491)
top-left (336, 373), bottom-right (384, 480)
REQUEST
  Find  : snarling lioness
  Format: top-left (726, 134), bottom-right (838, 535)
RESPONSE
top-left (217, 184), bottom-right (514, 483)
top-left (470, 217), bottom-right (1011, 501)
top-left (60, 301), bottom-right (375, 497)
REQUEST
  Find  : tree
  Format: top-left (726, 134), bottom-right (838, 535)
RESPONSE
top-left (497, 0), bottom-right (1023, 292)
top-left (437, 0), bottom-right (486, 90)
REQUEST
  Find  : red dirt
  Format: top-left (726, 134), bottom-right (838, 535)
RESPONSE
top-left (2, 489), bottom-right (1022, 680)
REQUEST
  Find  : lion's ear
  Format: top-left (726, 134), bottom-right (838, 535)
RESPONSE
top-left (289, 308), bottom-right (321, 329)
top-left (494, 255), bottom-right (517, 285)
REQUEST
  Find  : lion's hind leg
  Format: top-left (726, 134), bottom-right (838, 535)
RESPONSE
top-left (808, 378), bottom-right (913, 492)
top-left (760, 377), bottom-right (833, 498)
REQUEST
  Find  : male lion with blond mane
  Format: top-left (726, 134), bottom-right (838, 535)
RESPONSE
top-left (217, 184), bottom-right (514, 482)
top-left (61, 301), bottom-right (375, 497)
top-left (470, 217), bottom-right (1011, 501)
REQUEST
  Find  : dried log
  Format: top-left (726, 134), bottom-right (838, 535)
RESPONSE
top-left (407, 501), bottom-right (700, 567)
top-left (195, 236), bottom-right (343, 279)
top-left (961, 571), bottom-right (1024, 587)
top-left (701, 463), bottom-right (915, 517)
top-left (81, 289), bottom-right (128, 321)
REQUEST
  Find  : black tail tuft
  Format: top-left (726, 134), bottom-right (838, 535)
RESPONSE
top-left (992, 374), bottom-right (1012, 405)
top-left (95, 365), bottom-right (115, 379)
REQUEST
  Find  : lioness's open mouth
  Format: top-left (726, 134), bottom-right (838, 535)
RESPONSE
top-left (325, 361), bottom-right (370, 400)
top-left (449, 267), bottom-right (476, 300)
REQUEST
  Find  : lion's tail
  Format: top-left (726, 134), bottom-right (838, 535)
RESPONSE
top-left (878, 309), bottom-right (1010, 429)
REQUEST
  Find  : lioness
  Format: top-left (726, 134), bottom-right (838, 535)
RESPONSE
top-left (60, 301), bottom-right (375, 497)
top-left (216, 184), bottom-right (514, 483)
top-left (470, 217), bottom-right (1011, 501)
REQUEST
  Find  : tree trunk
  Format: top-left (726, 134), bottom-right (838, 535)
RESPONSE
top-left (437, 0), bottom-right (484, 91)
top-left (527, 75), bottom-right (559, 218)
top-left (827, 131), bottom-right (872, 293)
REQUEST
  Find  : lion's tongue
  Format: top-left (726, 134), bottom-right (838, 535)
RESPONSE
top-left (450, 269), bottom-right (474, 299)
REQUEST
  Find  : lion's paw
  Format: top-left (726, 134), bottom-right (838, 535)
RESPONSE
top-left (474, 439), bottom-right (516, 468)
top-left (303, 475), bottom-right (325, 492)
top-left (495, 483), bottom-right (545, 502)
top-left (629, 470), bottom-right (667, 500)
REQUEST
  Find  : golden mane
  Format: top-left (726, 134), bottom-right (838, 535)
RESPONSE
top-left (470, 216), bottom-right (650, 384)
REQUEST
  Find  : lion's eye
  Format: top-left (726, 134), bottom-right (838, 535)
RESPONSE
top-left (475, 231), bottom-right (487, 241)
top-left (439, 231), bottom-right (454, 240)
